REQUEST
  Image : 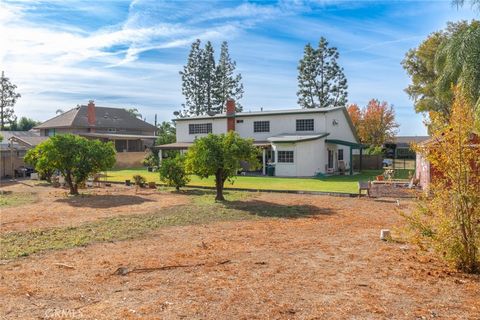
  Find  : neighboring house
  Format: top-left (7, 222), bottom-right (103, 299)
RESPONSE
top-left (33, 101), bottom-right (157, 168)
top-left (0, 130), bottom-right (47, 178)
top-left (158, 100), bottom-right (361, 177)
top-left (384, 136), bottom-right (430, 159)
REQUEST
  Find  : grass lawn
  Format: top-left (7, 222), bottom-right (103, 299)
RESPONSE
top-left (105, 168), bottom-right (413, 194)
top-left (0, 191), bottom-right (37, 208)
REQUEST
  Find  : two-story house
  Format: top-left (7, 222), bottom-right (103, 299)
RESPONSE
top-left (33, 101), bottom-right (158, 167)
top-left (158, 100), bottom-right (362, 177)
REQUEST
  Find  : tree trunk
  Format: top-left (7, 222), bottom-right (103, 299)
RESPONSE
top-left (64, 172), bottom-right (79, 195)
top-left (215, 170), bottom-right (225, 201)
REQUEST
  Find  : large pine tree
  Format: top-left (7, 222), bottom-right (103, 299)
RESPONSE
top-left (0, 71), bottom-right (21, 130)
top-left (180, 40), bottom-right (243, 116)
top-left (297, 37), bottom-right (348, 109)
top-left (213, 41), bottom-right (244, 113)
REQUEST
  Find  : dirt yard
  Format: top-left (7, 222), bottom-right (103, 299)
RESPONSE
top-left (1, 182), bottom-right (479, 319)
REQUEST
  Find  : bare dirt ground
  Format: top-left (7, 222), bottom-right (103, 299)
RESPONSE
top-left (1, 183), bottom-right (479, 319)
top-left (0, 181), bottom-right (189, 233)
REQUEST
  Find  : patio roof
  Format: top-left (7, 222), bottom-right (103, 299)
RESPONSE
top-left (78, 133), bottom-right (157, 140)
top-left (325, 139), bottom-right (364, 149)
top-left (268, 133), bottom-right (329, 143)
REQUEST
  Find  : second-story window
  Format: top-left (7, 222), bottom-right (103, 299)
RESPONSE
top-left (296, 119), bottom-right (314, 131)
top-left (253, 121), bottom-right (270, 133)
top-left (189, 123), bottom-right (212, 134)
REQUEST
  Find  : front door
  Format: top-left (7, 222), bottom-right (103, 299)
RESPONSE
top-left (328, 149), bottom-right (334, 169)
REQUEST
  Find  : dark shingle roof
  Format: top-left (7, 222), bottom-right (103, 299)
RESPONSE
top-left (35, 106), bottom-right (156, 131)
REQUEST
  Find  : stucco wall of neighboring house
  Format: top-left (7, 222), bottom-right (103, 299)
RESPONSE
top-left (114, 151), bottom-right (147, 168)
top-left (416, 152), bottom-right (430, 190)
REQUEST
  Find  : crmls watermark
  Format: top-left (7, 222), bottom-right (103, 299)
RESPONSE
top-left (44, 308), bottom-right (84, 319)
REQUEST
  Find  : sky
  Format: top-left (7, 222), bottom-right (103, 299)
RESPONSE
top-left (0, 0), bottom-right (477, 135)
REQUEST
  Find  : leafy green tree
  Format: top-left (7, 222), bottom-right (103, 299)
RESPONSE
top-left (453, 0), bottom-right (480, 10)
top-left (159, 154), bottom-right (190, 191)
top-left (125, 108), bottom-right (142, 119)
top-left (156, 121), bottom-right (176, 145)
top-left (297, 37), bottom-right (348, 109)
top-left (0, 71), bottom-right (21, 130)
top-left (202, 41), bottom-right (216, 113)
top-left (0, 133), bottom-right (3, 142)
top-left (25, 134), bottom-right (116, 195)
top-left (213, 41), bottom-right (244, 113)
top-left (17, 117), bottom-right (40, 131)
top-left (402, 21), bottom-right (480, 128)
top-left (185, 132), bottom-right (259, 201)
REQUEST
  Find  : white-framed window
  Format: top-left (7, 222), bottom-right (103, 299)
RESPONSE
top-left (296, 119), bottom-right (314, 131)
top-left (277, 151), bottom-right (294, 163)
top-left (253, 121), bottom-right (270, 133)
top-left (189, 123), bottom-right (212, 134)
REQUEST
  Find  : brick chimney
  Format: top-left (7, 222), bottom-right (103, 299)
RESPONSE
top-left (226, 99), bottom-right (235, 132)
top-left (87, 100), bottom-right (96, 132)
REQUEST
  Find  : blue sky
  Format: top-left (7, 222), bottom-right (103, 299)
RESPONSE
top-left (0, 0), bottom-right (477, 135)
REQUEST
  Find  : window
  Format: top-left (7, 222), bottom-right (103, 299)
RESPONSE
top-left (277, 151), bottom-right (294, 163)
top-left (338, 149), bottom-right (344, 161)
top-left (189, 123), bottom-right (212, 134)
top-left (236, 119), bottom-right (244, 123)
top-left (253, 121), bottom-right (270, 133)
top-left (296, 119), bottom-right (314, 131)
top-left (45, 129), bottom-right (55, 137)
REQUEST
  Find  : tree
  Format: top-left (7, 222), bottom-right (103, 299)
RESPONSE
top-left (297, 37), bottom-right (348, 109)
top-left (213, 41), bottom-right (244, 113)
top-left (405, 90), bottom-right (480, 273)
top-left (17, 117), bottom-right (40, 131)
top-left (125, 108), bottom-right (142, 119)
top-left (25, 134), bottom-right (116, 195)
top-left (347, 99), bottom-right (398, 146)
top-left (0, 134), bottom-right (3, 142)
top-left (0, 71), bottom-right (21, 130)
top-left (159, 154), bottom-right (190, 191)
top-left (185, 132), bottom-right (260, 201)
top-left (453, 0), bottom-right (480, 10)
top-left (402, 21), bottom-right (480, 128)
top-left (180, 39), bottom-right (206, 116)
top-left (180, 40), bottom-right (244, 116)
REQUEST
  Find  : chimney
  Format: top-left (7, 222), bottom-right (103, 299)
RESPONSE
top-left (87, 100), bottom-right (96, 132)
top-left (226, 99), bottom-right (235, 132)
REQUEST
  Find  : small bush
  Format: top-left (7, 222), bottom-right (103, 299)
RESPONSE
top-left (132, 174), bottom-right (147, 187)
top-left (159, 154), bottom-right (189, 191)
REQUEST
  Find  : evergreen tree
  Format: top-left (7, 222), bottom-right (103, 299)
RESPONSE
top-left (0, 71), bottom-right (21, 130)
top-left (180, 40), bottom-right (244, 116)
top-left (201, 41), bottom-right (216, 114)
top-left (297, 37), bottom-right (348, 108)
top-left (180, 40), bottom-right (205, 116)
top-left (213, 41), bottom-right (244, 113)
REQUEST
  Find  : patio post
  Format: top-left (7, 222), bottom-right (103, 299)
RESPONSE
top-left (158, 149), bottom-right (162, 165)
top-left (359, 147), bottom-right (363, 172)
top-left (349, 146), bottom-right (353, 175)
top-left (262, 148), bottom-right (266, 175)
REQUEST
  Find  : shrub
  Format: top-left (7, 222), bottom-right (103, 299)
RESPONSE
top-left (142, 152), bottom-right (158, 168)
top-left (159, 154), bottom-right (189, 191)
top-left (404, 91), bottom-right (480, 273)
top-left (132, 174), bottom-right (147, 187)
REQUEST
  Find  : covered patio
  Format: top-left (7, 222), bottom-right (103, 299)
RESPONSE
top-left (325, 139), bottom-right (364, 175)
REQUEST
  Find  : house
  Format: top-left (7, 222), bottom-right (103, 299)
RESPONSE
top-left (158, 100), bottom-right (361, 177)
top-left (0, 130), bottom-right (48, 178)
top-left (9, 101), bottom-right (158, 170)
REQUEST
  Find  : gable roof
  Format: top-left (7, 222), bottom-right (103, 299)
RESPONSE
top-left (35, 105), bottom-right (156, 131)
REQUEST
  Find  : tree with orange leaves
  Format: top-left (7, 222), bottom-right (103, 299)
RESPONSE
top-left (347, 99), bottom-right (398, 147)
top-left (406, 90), bottom-right (480, 273)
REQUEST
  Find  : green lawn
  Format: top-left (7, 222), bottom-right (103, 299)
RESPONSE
top-left (105, 168), bottom-right (413, 194)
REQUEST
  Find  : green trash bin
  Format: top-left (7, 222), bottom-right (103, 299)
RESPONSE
top-left (267, 165), bottom-right (275, 176)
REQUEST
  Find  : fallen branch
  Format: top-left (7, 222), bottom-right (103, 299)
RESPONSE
top-left (112, 259), bottom-right (231, 276)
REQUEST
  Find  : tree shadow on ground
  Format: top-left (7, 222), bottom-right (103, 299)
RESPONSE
top-left (55, 194), bottom-right (155, 208)
top-left (224, 200), bottom-right (335, 219)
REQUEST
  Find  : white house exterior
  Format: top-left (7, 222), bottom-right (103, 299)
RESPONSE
top-left (158, 100), bottom-right (361, 177)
